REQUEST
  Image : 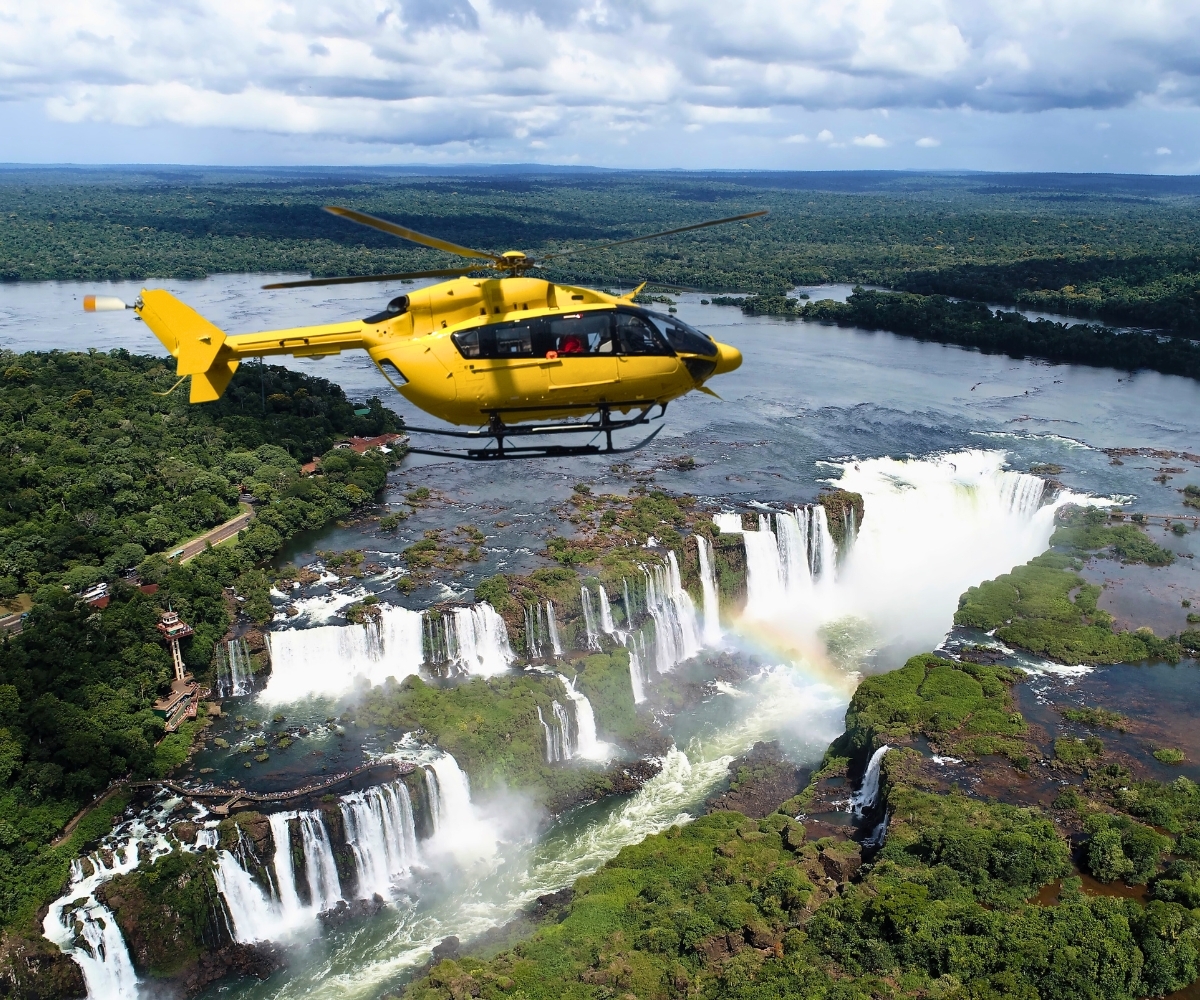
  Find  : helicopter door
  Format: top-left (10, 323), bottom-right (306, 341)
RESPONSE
top-left (613, 309), bottom-right (678, 392)
top-left (546, 313), bottom-right (619, 389)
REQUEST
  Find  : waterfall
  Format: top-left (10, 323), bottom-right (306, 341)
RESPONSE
top-left (851, 745), bottom-right (889, 816)
top-left (623, 578), bottom-right (634, 627)
top-left (446, 603), bottom-right (515, 675)
top-left (425, 755), bottom-right (473, 831)
top-left (741, 515), bottom-right (786, 619)
top-left (216, 637), bottom-right (255, 698)
top-left (44, 856), bottom-right (141, 999)
top-left (267, 814), bottom-right (303, 922)
top-left (641, 552), bottom-right (702, 673)
top-left (538, 703), bottom-right (571, 762)
top-left (300, 814), bottom-right (343, 912)
top-left (626, 632), bottom-right (647, 704)
top-left (423, 767), bottom-right (443, 835)
top-left (214, 850), bottom-right (277, 943)
top-left (558, 674), bottom-right (611, 761)
top-left (808, 505), bottom-right (838, 581)
top-left (262, 604), bottom-right (424, 702)
top-left (598, 586), bottom-right (616, 634)
top-left (695, 535), bottom-right (722, 646)
top-left (580, 588), bottom-right (602, 650)
top-left (339, 781), bottom-right (419, 898)
top-left (546, 601), bottom-right (563, 657)
top-left (524, 604), bottom-right (541, 659)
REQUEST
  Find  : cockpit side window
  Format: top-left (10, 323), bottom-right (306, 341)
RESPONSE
top-left (546, 312), bottom-right (614, 355)
top-left (452, 319), bottom-right (542, 359)
top-left (613, 309), bottom-right (674, 355)
top-left (640, 310), bottom-right (717, 357)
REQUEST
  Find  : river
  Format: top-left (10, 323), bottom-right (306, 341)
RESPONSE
top-left (4, 274), bottom-right (1198, 999)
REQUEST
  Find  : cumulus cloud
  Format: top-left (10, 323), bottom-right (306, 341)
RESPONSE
top-left (916, 136), bottom-right (941, 147)
top-left (817, 129), bottom-right (834, 142)
top-left (783, 133), bottom-right (809, 143)
top-left (853, 133), bottom-right (888, 147)
top-left (2, 0), bottom-right (1199, 151)
top-left (1157, 146), bottom-right (1172, 154)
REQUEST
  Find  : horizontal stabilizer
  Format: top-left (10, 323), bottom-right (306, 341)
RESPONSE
top-left (190, 360), bottom-right (240, 403)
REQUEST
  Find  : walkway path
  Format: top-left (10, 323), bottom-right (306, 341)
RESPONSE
top-left (169, 504), bottom-right (255, 563)
top-left (128, 760), bottom-right (417, 814)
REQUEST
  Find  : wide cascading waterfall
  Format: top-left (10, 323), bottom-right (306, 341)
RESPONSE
top-left (695, 535), bottom-right (722, 646)
top-left (557, 673), bottom-right (611, 760)
top-left (598, 586), bottom-right (616, 634)
top-left (214, 850), bottom-right (277, 942)
top-left (641, 552), bottom-right (702, 672)
top-left (418, 752), bottom-right (502, 862)
top-left (261, 604), bottom-right (424, 702)
top-left (339, 781), bottom-right (419, 898)
top-left (726, 450), bottom-right (1098, 658)
top-left (546, 601), bottom-right (563, 657)
top-left (580, 587), bottom-right (602, 650)
top-left (446, 603), bottom-right (515, 675)
top-left (742, 515), bottom-right (787, 619)
top-left (851, 745), bottom-right (890, 815)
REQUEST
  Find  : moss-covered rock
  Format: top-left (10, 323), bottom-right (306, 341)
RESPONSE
top-left (95, 850), bottom-right (231, 978)
top-left (818, 489), bottom-right (864, 549)
top-left (0, 930), bottom-right (85, 1000)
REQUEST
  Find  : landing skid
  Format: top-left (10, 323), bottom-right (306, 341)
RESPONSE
top-left (403, 403), bottom-right (667, 461)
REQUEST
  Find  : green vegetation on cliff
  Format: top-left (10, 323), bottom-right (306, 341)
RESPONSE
top-left (955, 507), bottom-right (1183, 665)
top-left (353, 664), bottom-right (650, 814)
top-left (0, 350), bottom-right (402, 933)
top-left (96, 849), bottom-right (227, 978)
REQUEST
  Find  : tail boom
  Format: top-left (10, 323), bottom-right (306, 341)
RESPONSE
top-left (135, 289), bottom-right (368, 403)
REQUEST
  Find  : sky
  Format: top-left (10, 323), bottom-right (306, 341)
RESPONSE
top-left (1, 0), bottom-right (1198, 172)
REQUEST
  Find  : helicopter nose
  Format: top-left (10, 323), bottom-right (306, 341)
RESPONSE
top-left (712, 341), bottom-right (742, 375)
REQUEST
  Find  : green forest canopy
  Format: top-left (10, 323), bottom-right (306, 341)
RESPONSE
top-left (0, 350), bottom-right (401, 929)
top-left (3, 168), bottom-right (1200, 334)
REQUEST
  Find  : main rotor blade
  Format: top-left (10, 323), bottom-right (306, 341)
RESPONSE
top-left (324, 206), bottom-right (504, 263)
top-left (540, 209), bottom-right (769, 263)
top-left (262, 268), bottom-right (478, 290)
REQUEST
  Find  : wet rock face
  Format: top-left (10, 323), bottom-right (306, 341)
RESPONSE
top-left (178, 943), bottom-right (284, 997)
top-left (318, 894), bottom-right (385, 930)
top-left (706, 741), bottom-right (808, 819)
top-left (0, 930), bottom-right (86, 1000)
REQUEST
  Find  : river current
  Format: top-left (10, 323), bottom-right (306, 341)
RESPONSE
top-left (3, 275), bottom-right (1198, 999)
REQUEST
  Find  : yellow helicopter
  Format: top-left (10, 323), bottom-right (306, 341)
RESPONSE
top-left (85, 205), bottom-right (762, 459)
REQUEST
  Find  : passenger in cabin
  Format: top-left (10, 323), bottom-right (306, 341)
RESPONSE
top-left (559, 334), bottom-right (584, 354)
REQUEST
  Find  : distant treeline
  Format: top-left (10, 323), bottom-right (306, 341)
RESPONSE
top-left (4, 169), bottom-right (1200, 336)
top-left (723, 289), bottom-right (1200, 380)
